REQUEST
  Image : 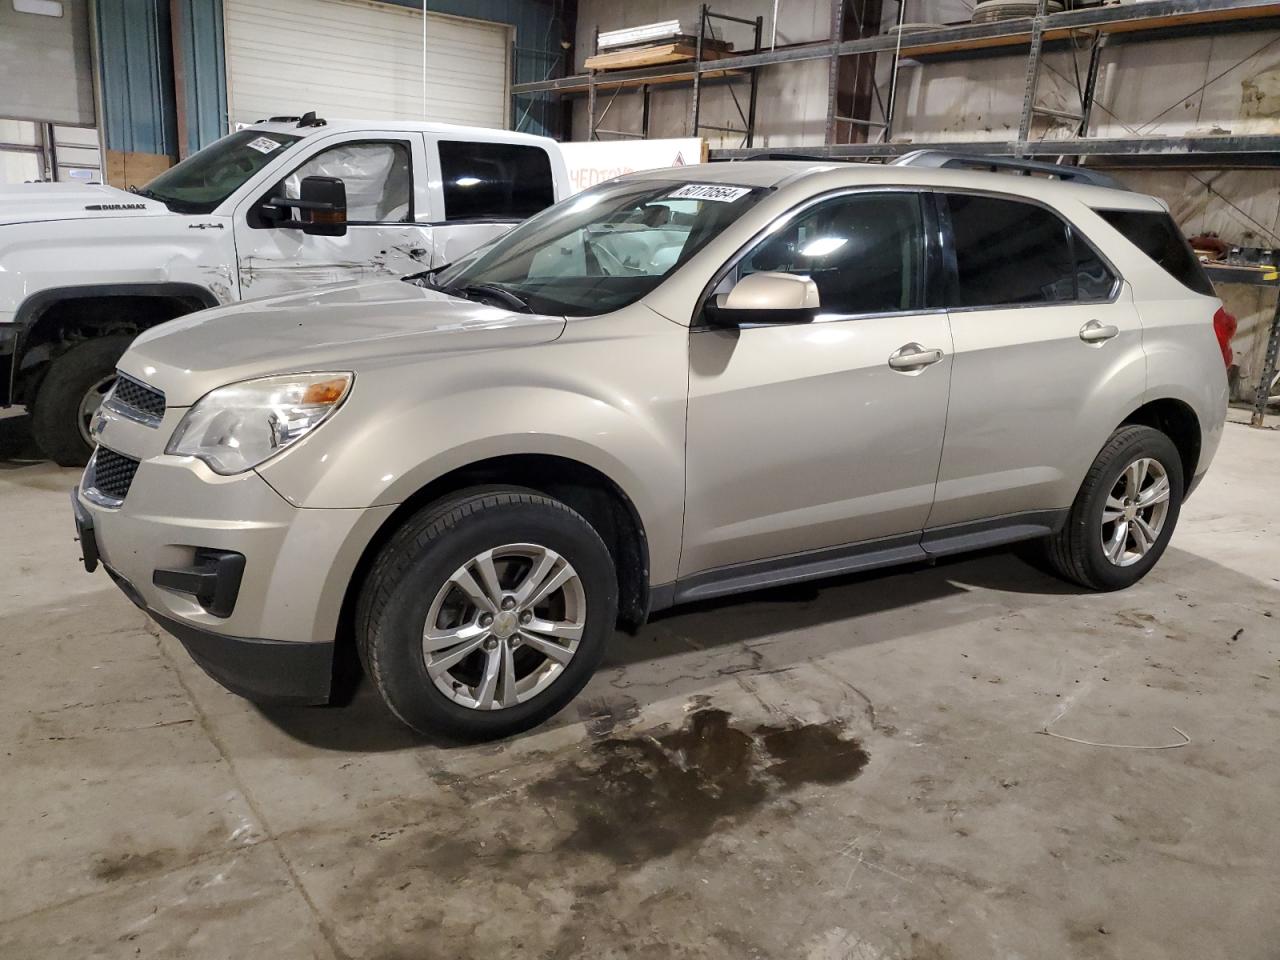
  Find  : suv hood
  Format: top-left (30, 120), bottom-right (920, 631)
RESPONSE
top-left (0, 182), bottom-right (171, 226)
top-left (124, 278), bottom-right (567, 406)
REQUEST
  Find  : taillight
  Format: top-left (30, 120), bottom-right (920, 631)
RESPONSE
top-left (1212, 306), bottom-right (1237, 368)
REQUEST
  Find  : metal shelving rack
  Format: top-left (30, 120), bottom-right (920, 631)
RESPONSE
top-left (514, 0), bottom-right (1280, 166)
top-left (561, 5), bottom-right (765, 144)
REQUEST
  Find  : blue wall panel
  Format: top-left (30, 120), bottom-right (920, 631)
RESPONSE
top-left (173, 0), bottom-right (228, 156)
top-left (96, 0), bottom-right (179, 156)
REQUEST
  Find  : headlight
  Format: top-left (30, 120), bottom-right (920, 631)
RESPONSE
top-left (166, 372), bottom-right (352, 475)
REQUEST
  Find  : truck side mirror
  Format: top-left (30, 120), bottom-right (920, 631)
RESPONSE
top-left (703, 271), bottom-right (821, 326)
top-left (297, 176), bottom-right (347, 237)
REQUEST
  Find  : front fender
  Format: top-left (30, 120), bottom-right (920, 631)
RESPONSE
top-left (255, 310), bottom-right (690, 583)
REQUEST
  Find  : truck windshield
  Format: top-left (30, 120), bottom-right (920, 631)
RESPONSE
top-left (435, 179), bottom-right (765, 316)
top-left (139, 129), bottom-right (302, 214)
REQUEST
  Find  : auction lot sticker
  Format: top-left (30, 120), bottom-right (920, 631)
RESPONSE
top-left (246, 137), bottom-right (283, 154)
top-left (667, 184), bottom-right (753, 203)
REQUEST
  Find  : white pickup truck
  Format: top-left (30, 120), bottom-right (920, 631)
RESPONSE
top-left (0, 115), bottom-right (570, 464)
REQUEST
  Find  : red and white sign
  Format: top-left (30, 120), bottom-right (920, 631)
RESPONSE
top-left (560, 138), bottom-right (707, 195)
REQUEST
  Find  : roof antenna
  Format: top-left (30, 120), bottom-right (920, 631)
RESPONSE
top-left (296, 111), bottom-right (327, 128)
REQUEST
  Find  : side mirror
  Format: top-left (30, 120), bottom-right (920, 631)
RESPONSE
top-left (703, 271), bottom-right (820, 326)
top-left (297, 176), bottom-right (347, 236)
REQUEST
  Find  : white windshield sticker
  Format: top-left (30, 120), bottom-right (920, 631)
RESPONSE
top-left (667, 183), bottom-right (752, 203)
top-left (246, 136), bottom-right (283, 155)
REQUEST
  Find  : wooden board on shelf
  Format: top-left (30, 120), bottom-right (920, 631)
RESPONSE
top-left (585, 42), bottom-right (731, 72)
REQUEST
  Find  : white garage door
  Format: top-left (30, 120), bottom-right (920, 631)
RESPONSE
top-left (224, 0), bottom-right (510, 130)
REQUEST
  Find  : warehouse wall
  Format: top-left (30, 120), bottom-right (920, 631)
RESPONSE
top-left (97, 0), bottom-right (563, 162)
top-left (572, 0), bottom-right (832, 146)
top-left (95, 0), bottom-right (179, 158)
top-left (892, 30), bottom-right (1280, 402)
top-left (571, 0), bottom-right (976, 146)
top-left (173, 0), bottom-right (229, 155)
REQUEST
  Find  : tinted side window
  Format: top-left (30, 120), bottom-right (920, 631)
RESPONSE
top-left (945, 195), bottom-right (1075, 307)
top-left (739, 192), bottom-right (925, 314)
top-left (1097, 209), bottom-right (1215, 297)
top-left (439, 141), bottom-right (555, 221)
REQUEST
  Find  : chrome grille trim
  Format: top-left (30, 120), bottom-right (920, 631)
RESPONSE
top-left (104, 372), bottom-right (166, 427)
top-left (84, 447), bottom-right (140, 506)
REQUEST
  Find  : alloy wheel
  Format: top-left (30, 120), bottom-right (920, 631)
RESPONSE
top-left (1100, 457), bottom-right (1171, 567)
top-left (421, 543), bottom-right (587, 710)
top-left (78, 375), bottom-right (115, 447)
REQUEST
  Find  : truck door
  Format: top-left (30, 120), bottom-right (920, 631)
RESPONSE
top-left (424, 137), bottom-right (559, 267)
top-left (232, 132), bottom-right (433, 298)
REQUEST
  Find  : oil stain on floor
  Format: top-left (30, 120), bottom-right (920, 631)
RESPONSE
top-left (530, 708), bottom-right (870, 865)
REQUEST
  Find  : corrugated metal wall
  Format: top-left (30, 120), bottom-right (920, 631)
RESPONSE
top-left (96, 0), bottom-right (562, 160)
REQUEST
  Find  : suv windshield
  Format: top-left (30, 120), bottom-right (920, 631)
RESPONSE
top-left (140, 129), bottom-right (302, 214)
top-left (435, 179), bottom-right (765, 316)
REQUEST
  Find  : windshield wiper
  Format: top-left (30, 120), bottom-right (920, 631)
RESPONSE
top-left (451, 283), bottom-right (533, 314)
top-left (127, 184), bottom-right (204, 214)
top-left (402, 262), bottom-right (451, 289)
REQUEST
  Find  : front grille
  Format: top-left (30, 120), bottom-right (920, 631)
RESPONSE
top-left (91, 447), bottom-right (140, 502)
top-left (107, 373), bottom-right (166, 425)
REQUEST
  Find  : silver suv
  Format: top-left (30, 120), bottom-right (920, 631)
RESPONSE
top-left (71, 153), bottom-right (1231, 739)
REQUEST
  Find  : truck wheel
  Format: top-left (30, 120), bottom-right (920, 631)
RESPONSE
top-left (356, 487), bottom-right (618, 741)
top-left (1044, 425), bottom-right (1184, 591)
top-left (30, 335), bottom-right (133, 467)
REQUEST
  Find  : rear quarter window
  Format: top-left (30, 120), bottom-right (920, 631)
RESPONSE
top-left (1096, 209), bottom-right (1215, 297)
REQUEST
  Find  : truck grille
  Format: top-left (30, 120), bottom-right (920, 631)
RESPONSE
top-left (90, 448), bottom-right (140, 502)
top-left (106, 373), bottom-right (166, 425)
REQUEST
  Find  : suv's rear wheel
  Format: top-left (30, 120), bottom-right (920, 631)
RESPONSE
top-left (357, 487), bottom-right (618, 740)
top-left (1045, 425), bottom-right (1184, 590)
top-left (30, 335), bottom-right (133, 467)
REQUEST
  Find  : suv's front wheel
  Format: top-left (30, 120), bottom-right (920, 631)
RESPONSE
top-left (357, 487), bottom-right (618, 740)
top-left (1045, 424), bottom-right (1184, 591)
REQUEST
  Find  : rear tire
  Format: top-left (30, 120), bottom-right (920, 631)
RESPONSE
top-left (1045, 425), bottom-right (1184, 591)
top-left (30, 335), bottom-right (133, 467)
top-left (356, 487), bottom-right (618, 740)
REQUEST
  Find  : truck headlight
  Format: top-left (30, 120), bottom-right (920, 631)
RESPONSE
top-left (166, 373), bottom-right (352, 475)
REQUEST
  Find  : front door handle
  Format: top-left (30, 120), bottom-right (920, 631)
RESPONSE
top-left (1079, 320), bottom-right (1120, 343)
top-left (888, 342), bottom-right (945, 371)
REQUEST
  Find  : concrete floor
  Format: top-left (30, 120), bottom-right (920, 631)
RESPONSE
top-left (2, 411), bottom-right (1277, 960)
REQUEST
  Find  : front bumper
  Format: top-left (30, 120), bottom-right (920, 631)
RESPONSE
top-left (72, 483), bottom-right (333, 704)
top-left (71, 451), bottom-right (394, 704)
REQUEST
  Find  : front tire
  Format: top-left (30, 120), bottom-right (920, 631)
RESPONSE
top-left (356, 487), bottom-right (618, 740)
top-left (1045, 425), bottom-right (1184, 590)
top-left (30, 335), bottom-right (133, 467)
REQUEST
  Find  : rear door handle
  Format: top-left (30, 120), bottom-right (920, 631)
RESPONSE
top-left (1079, 320), bottom-right (1120, 343)
top-left (888, 342), bottom-right (945, 371)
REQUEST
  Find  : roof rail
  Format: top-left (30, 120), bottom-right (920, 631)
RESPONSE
top-left (733, 151), bottom-right (840, 163)
top-left (892, 150), bottom-right (1124, 190)
top-left (257, 111), bottom-right (328, 128)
